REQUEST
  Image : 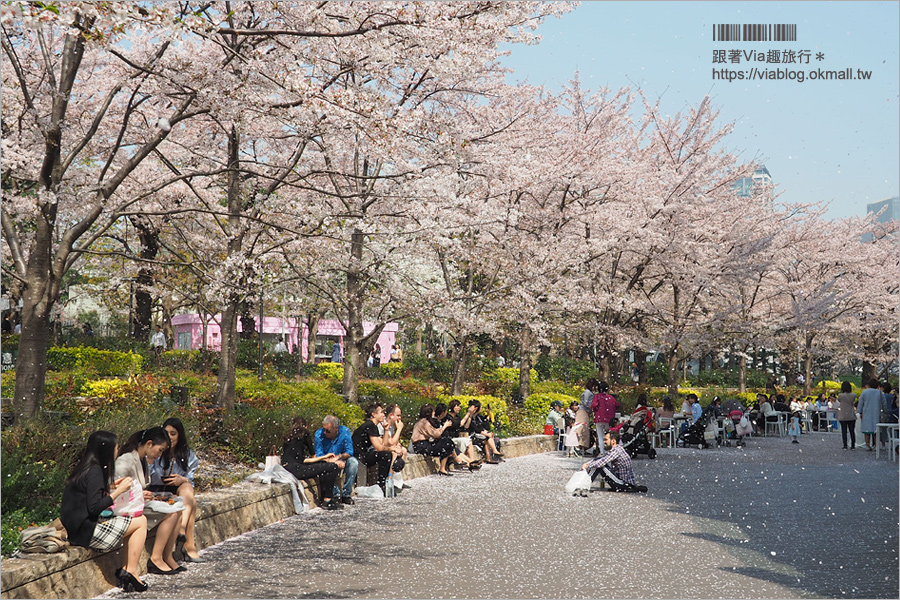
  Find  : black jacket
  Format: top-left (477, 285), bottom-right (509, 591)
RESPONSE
top-left (60, 465), bottom-right (114, 547)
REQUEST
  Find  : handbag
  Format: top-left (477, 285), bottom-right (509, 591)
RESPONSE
top-left (265, 446), bottom-right (281, 470)
top-left (20, 520), bottom-right (69, 554)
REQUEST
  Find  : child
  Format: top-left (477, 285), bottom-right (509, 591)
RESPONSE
top-left (788, 410), bottom-right (802, 444)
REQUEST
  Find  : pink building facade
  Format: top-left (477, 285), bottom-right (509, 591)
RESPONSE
top-left (170, 314), bottom-right (398, 364)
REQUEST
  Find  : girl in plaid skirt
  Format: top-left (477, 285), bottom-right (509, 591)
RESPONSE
top-left (61, 431), bottom-right (150, 592)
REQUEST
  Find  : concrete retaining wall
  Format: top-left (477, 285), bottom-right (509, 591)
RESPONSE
top-left (1, 435), bottom-right (555, 599)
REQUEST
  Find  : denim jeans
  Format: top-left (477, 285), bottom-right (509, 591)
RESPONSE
top-left (333, 456), bottom-right (359, 498)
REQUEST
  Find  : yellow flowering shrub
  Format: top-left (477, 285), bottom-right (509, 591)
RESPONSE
top-left (314, 362), bottom-right (344, 380)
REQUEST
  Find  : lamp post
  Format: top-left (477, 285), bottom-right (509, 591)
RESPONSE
top-left (258, 291), bottom-right (264, 381)
top-left (563, 309), bottom-right (569, 385)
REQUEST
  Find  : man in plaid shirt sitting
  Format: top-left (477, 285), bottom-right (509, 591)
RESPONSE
top-left (581, 430), bottom-right (648, 493)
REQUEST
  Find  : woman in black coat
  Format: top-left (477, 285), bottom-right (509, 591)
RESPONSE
top-left (60, 431), bottom-right (150, 592)
top-left (282, 416), bottom-right (343, 510)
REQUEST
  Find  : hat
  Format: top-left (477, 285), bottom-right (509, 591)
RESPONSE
top-left (550, 400), bottom-right (563, 409)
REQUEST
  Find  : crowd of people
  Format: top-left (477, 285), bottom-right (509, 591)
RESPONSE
top-left (558, 376), bottom-right (899, 497)
top-left (57, 372), bottom-right (897, 593)
top-left (61, 418), bottom-right (204, 593)
top-left (59, 395), bottom-right (511, 593)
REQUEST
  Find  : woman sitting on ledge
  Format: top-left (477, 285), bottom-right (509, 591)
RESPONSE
top-left (61, 431), bottom-right (150, 593)
top-left (115, 428), bottom-right (185, 576)
top-left (281, 416), bottom-right (344, 510)
top-left (411, 404), bottom-right (477, 475)
top-left (149, 417), bottom-right (203, 562)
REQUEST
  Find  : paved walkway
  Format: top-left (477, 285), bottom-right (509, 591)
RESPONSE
top-left (99, 432), bottom-right (898, 599)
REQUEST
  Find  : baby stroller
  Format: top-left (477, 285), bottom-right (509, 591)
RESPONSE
top-left (732, 409), bottom-right (753, 446)
top-left (620, 407), bottom-right (658, 459)
top-left (678, 405), bottom-right (716, 449)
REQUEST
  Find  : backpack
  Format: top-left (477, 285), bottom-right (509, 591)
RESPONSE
top-left (20, 520), bottom-right (69, 554)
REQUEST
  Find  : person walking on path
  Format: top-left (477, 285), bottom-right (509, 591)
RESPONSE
top-left (835, 381), bottom-right (858, 450)
top-left (857, 379), bottom-right (882, 451)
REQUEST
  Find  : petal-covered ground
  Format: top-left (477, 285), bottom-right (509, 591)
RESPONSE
top-left (99, 433), bottom-right (898, 599)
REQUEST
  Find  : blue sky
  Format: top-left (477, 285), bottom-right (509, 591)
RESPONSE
top-left (500, 1), bottom-right (899, 221)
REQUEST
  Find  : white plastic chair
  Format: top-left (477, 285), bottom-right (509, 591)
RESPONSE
top-left (888, 426), bottom-right (899, 462)
top-left (764, 413), bottom-right (785, 437)
top-left (656, 418), bottom-right (675, 448)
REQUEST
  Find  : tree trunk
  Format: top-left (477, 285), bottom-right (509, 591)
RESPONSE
top-left (738, 354), bottom-right (747, 393)
top-left (802, 333), bottom-right (814, 395)
top-left (130, 216), bottom-right (159, 341)
top-left (666, 348), bottom-right (680, 396)
top-left (861, 361), bottom-right (877, 386)
top-left (517, 325), bottom-right (536, 402)
top-left (451, 335), bottom-right (469, 396)
top-left (341, 229), bottom-right (366, 405)
top-left (415, 327), bottom-right (423, 354)
top-left (239, 304), bottom-right (256, 341)
top-left (214, 125), bottom-right (243, 410)
top-left (305, 312), bottom-right (321, 364)
top-left (215, 302), bottom-right (239, 409)
top-left (598, 352), bottom-right (611, 383)
top-left (12, 277), bottom-right (54, 421)
top-left (635, 350), bottom-right (647, 385)
top-left (518, 352), bottom-right (532, 402)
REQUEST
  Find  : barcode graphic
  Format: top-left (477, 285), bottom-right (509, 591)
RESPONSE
top-left (713, 24), bottom-right (796, 42)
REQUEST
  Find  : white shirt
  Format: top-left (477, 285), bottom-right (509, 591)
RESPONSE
top-left (151, 331), bottom-right (166, 348)
top-left (274, 341), bottom-right (287, 353)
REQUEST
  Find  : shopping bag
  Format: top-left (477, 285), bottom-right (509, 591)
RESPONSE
top-left (544, 424), bottom-right (555, 436)
top-left (391, 470), bottom-right (404, 492)
top-left (113, 480), bottom-right (144, 517)
top-left (264, 446), bottom-right (281, 470)
top-left (355, 484), bottom-right (385, 499)
top-left (565, 470), bottom-right (592, 495)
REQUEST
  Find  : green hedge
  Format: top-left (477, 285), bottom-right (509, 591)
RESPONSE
top-left (481, 367), bottom-right (538, 401)
top-left (533, 355), bottom-right (596, 384)
top-left (524, 392), bottom-right (579, 423)
top-left (47, 346), bottom-right (143, 377)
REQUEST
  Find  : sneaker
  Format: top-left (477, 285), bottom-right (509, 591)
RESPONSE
top-left (635, 485), bottom-right (648, 493)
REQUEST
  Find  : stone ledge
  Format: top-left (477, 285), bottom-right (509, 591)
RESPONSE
top-left (0, 435), bottom-right (555, 599)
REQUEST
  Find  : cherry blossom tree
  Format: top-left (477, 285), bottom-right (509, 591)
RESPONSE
top-left (1, 2), bottom-right (215, 420)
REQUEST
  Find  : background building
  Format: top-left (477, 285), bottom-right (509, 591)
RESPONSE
top-left (867, 196), bottom-right (899, 224)
top-left (731, 165), bottom-right (773, 198)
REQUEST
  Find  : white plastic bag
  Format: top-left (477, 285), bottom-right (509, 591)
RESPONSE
top-left (113, 480), bottom-right (144, 517)
top-left (145, 498), bottom-right (186, 514)
top-left (355, 484), bottom-right (385, 499)
top-left (245, 464), bottom-right (308, 513)
top-left (565, 470), bottom-right (592, 495)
